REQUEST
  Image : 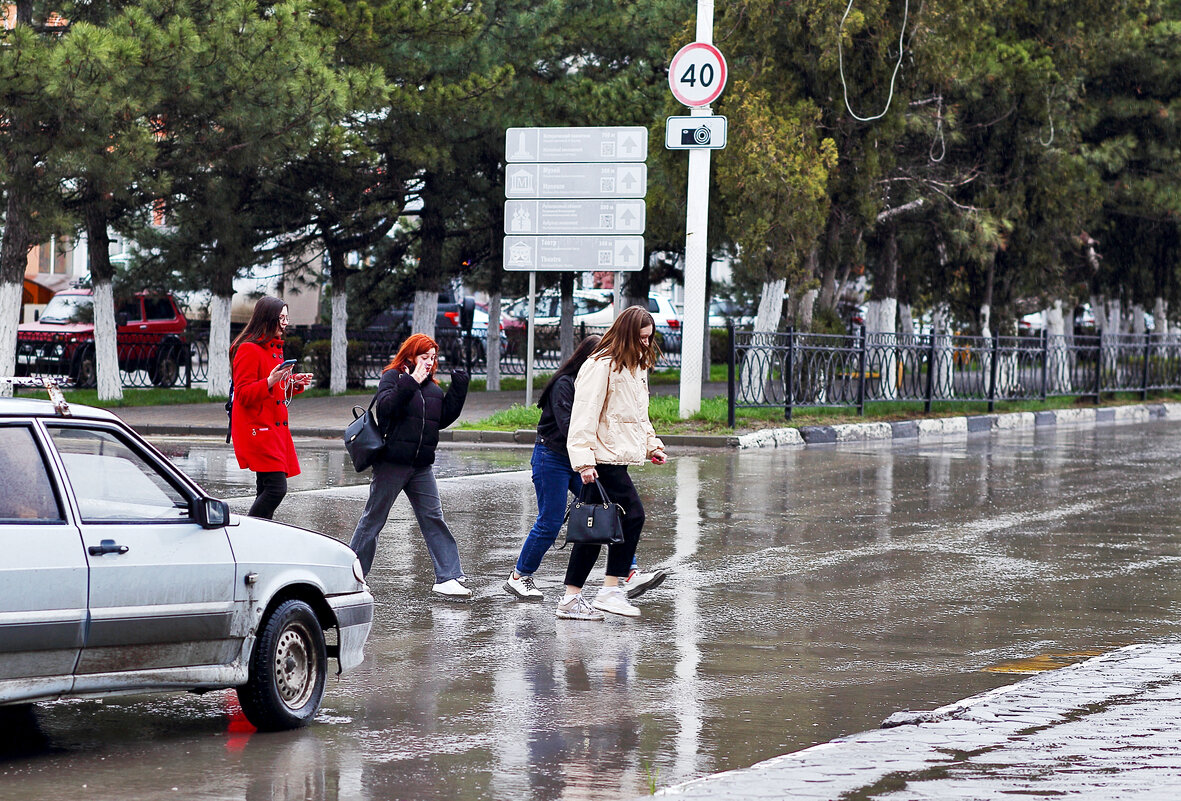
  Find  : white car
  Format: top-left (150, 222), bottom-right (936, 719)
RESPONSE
top-left (504, 290), bottom-right (683, 329)
top-left (0, 393), bottom-right (373, 731)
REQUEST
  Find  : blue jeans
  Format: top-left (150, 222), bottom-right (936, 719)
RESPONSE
top-left (515, 443), bottom-right (583, 577)
top-left (349, 461), bottom-right (464, 581)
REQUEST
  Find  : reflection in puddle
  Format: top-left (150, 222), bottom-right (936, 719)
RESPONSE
top-left (983, 649), bottom-right (1115, 674)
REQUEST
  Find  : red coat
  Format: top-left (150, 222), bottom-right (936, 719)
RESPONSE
top-left (231, 338), bottom-right (301, 477)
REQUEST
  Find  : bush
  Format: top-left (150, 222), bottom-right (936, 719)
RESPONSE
top-left (283, 334), bottom-right (304, 365)
top-left (304, 339), bottom-right (367, 388)
top-left (710, 328), bottom-right (732, 363)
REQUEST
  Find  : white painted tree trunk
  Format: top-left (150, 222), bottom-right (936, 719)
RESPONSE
top-left (1046, 300), bottom-right (1070, 394)
top-left (866, 298), bottom-right (898, 400)
top-left (92, 280), bottom-right (123, 402)
top-left (932, 302), bottom-right (954, 399)
top-left (1131, 303), bottom-right (1146, 335)
top-left (486, 292), bottom-right (502, 391)
top-left (797, 288), bottom-right (819, 332)
top-left (1153, 297), bottom-right (1169, 337)
top-left (739, 277), bottom-right (786, 404)
top-left (897, 302), bottom-right (913, 335)
top-left (413, 290), bottom-right (437, 339)
top-left (330, 287), bottom-right (347, 394)
top-left (0, 281), bottom-right (21, 398)
top-left (208, 295), bottom-right (233, 398)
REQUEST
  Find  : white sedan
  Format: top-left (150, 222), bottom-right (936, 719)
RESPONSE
top-left (0, 394), bottom-right (373, 731)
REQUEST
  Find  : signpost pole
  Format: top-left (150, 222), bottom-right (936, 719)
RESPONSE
top-left (678, 0), bottom-right (717, 418)
top-left (525, 270), bottom-right (536, 406)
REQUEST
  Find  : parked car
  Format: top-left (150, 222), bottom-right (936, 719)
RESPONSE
top-left (367, 291), bottom-right (504, 367)
top-left (16, 288), bottom-right (188, 387)
top-left (708, 298), bottom-right (755, 328)
top-left (503, 290), bottom-right (682, 330)
top-left (0, 393), bottom-right (373, 731)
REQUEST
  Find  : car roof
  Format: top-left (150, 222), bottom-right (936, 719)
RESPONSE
top-left (0, 396), bottom-right (123, 423)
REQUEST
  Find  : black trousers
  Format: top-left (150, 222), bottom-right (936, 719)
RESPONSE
top-left (563, 463), bottom-right (644, 588)
top-left (249, 471), bottom-right (288, 519)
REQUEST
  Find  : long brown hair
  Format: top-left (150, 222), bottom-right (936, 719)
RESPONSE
top-left (230, 296), bottom-right (286, 356)
top-left (593, 305), bottom-right (660, 372)
top-left (538, 334), bottom-right (601, 409)
top-left (384, 333), bottom-right (439, 384)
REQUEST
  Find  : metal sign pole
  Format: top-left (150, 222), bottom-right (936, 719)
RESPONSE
top-left (678, 0), bottom-right (717, 418)
top-left (525, 270), bottom-right (537, 406)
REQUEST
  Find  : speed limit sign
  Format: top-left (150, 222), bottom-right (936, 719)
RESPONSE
top-left (668, 42), bottom-right (727, 108)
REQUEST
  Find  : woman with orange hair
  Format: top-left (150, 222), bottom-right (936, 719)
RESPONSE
top-left (348, 333), bottom-right (471, 596)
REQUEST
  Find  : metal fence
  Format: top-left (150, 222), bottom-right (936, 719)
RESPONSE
top-left (727, 325), bottom-right (1181, 425)
top-left (13, 322), bottom-right (684, 389)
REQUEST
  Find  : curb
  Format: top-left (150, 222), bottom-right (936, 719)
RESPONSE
top-left (732, 401), bottom-right (1181, 450)
top-left (129, 401), bottom-right (1181, 450)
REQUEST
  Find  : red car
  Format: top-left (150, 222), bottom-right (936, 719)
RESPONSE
top-left (17, 289), bottom-right (188, 387)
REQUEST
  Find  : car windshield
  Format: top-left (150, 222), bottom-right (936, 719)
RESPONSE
top-left (39, 294), bottom-right (93, 324)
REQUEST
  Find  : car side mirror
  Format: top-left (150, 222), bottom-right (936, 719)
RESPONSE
top-left (116, 312), bottom-right (129, 327)
top-left (460, 296), bottom-right (475, 332)
top-left (194, 497), bottom-right (230, 528)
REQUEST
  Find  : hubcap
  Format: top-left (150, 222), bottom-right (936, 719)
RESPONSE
top-left (273, 623), bottom-right (316, 710)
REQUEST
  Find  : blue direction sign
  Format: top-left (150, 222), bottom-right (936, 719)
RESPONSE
top-left (504, 199), bottom-right (645, 235)
top-left (503, 235), bottom-right (645, 272)
top-left (504, 163), bottom-right (647, 199)
top-left (505, 126), bottom-right (648, 163)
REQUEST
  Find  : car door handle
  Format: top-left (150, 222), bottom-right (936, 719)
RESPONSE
top-left (88, 539), bottom-right (129, 556)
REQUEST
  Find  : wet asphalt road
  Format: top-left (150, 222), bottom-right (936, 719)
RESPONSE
top-left (3, 422), bottom-right (1181, 800)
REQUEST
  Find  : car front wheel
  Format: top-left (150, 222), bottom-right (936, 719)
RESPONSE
top-left (238, 599), bottom-right (327, 731)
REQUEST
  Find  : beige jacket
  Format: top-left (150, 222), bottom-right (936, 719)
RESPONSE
top-left (567, 355), bottom-right (664, 471)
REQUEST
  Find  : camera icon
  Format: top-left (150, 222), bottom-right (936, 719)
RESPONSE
top-left (680, 125), bottom-right (712, 146)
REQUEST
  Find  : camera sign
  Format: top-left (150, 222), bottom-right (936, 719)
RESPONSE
top-left (668, 42), bottom-right (727, 108)
top-left (664, 115), bottom-right (728, 150)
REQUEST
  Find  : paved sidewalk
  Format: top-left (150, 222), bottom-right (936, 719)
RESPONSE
top-left (109, 381), bottom-right (732, 445)
top-left (654, 640), bottom-right (1181, 800)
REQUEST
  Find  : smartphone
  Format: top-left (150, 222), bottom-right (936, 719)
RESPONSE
top-left (279, 359), bottom-right (298, 369)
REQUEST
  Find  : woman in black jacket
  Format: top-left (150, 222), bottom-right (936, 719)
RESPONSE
top-left (349, 333), bottom-right (471, 597)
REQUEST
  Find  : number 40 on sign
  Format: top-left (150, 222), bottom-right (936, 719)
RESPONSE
top-left (668, 42), bottom-right (728, 108)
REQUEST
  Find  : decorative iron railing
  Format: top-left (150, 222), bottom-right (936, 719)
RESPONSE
top-left (726, 325), bottom-right (1179, 424)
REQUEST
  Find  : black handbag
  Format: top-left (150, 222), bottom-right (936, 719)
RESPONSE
top-left (343, 396), bottom-right (386, 472)
top-left (559, 479), bottom-right (625, 548)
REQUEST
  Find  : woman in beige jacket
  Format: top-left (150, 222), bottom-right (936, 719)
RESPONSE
top-left (559, 305), bottom-right (667, 620)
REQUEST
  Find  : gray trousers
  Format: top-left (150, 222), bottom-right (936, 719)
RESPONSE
top-left (349, 460), bottom-right (464, 580)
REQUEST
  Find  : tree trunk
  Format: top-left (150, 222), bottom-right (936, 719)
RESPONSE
top-left (208, 294), bottom-right (233, 398)
top-left (328, 246), bottom-right (349, 395)
top-left (817, 213), bottom-right (842, 311)
top-left (740, 276), bottom-right (787, 404)
top-left (413, 290), bottom-right (437, 339)
top-left (1132, 303), bottom-right (1146, 335)
top-left (0, 183), bottom-right (33, 398)
top-left (85, 200), bottom-right (123, 402)
top-left (1046, 300), bottom-right (1070, 394)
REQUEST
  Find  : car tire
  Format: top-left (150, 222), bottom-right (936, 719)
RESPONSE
top-left (151, 344), bottom-right (180, 387)
top-left (237, 599), bottom-right (327, 731)
top-left (71, 346), bottom-right (97, 388)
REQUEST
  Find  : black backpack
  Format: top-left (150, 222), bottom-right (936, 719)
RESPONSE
top-left (224, 380), bottom-right (233, 444)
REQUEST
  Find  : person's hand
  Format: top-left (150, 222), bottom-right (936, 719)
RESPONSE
top-left (410, 359), bottom-right (431, 383)
top-left (292, 372), bottom-right (313, 390)
top-left (579, 466), bottom-right (598, 484)
top-left (267, 361), bottom-right (294, 388)
top-left (650, 449), bottom-right (667, 465)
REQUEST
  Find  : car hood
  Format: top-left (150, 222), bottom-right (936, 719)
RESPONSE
top-left (227, 515), bottom-right (362, 597)
top-left (18, 321), bottom-right (92, 335)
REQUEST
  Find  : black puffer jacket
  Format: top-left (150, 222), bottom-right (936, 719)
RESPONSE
top-left (535, 374), bottom-right (575, 459)
top-left (375, 369), bottom-right (469, 467)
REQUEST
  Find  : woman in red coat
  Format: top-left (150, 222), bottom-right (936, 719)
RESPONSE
top-left (230, 296), bottom-right (312, 518)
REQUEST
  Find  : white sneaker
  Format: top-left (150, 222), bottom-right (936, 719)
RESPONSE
top-left (556, 593), bottom-right (604, 621)
top-left (592, 587), bottom-right (640, 618)
top-left (432, 578), bottom-right (473, 598)
top-left (504, 572), bottom-right (544, 600)
top-left (624, 568), bottom-right (667, 599)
